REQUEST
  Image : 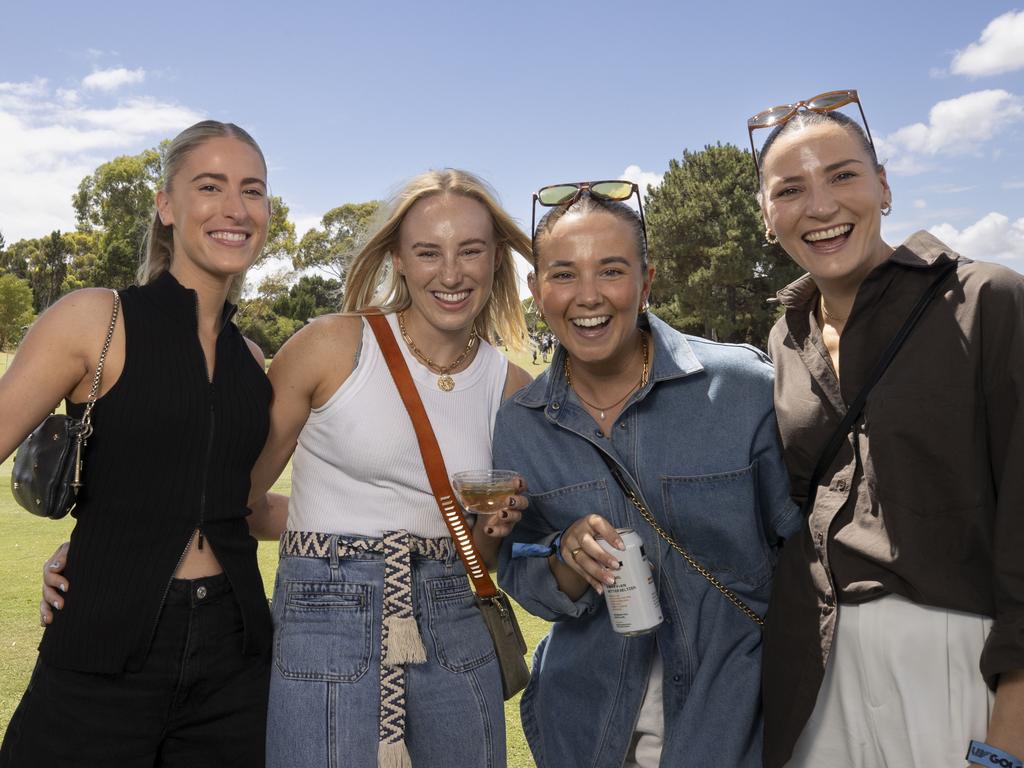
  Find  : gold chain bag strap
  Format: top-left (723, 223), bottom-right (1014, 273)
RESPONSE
top-left (365, 311), bottom-right (530, 699)
top-left (12, 289), bottom-right (121, 519)
top-left (601, 455), bottom-right (764, 627)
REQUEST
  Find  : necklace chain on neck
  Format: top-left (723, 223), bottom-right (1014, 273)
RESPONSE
top-left (397, 311), bottom-right (478, 392)
top-left (819, 295), bottom-right (847, 324)
top-left (564, 330), bottom-right (650, 421)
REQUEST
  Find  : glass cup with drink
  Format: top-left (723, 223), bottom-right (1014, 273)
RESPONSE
top-left (451, 469), bottom-right (521, 517)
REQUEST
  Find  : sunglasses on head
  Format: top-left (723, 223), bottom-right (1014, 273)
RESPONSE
top-left (746, 89), bottom-right (874, 184)
top-left (531, 180), bottom-right (647, 248)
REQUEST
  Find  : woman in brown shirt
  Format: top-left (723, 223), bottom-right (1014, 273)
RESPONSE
top-left (750, 92), bottom-right (1024, 768)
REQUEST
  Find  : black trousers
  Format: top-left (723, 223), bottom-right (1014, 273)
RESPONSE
top-left (0, 574), bottom-right (269, 768)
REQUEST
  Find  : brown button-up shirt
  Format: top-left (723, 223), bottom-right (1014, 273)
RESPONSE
top-left (761, 231), bottom-right (1024, 768)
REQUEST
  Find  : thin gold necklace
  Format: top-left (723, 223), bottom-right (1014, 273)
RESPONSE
top-left (564, 330), bottom-right (650, 421)
top-left (397, 311), bottom-right (478, 392)
top-left (819, 295), bottom-right (848, 324)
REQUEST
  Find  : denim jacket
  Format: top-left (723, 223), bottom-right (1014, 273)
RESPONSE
top-left (495, 315), bottom-right (799, 768)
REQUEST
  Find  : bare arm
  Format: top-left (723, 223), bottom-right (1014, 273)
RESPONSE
top-left (246, 315), bottom-right (362, 537)
top-left (973, 670), bottom-right (1024, 766)
top-left (0, 289), bottom-right (120, 462)
top-left (471, 363), bottom-right (534, 568)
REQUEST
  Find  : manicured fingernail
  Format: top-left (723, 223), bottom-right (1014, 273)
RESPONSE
top-left (595, 585), bottom-right (604, 595)
top-left (52, 601), bottom-right (60, 610)
top-left (48, 561), bottom-right (61, 570)
top-left (604, 575), bottom-right (615, 586)
top-left (508, 497), bottom-right (517, 508)
top-left (59, 584), bottom-right (67, 593)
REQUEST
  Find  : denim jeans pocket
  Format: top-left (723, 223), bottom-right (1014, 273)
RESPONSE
top-left (274, 580), bottom-right (374, 682)
top-left (424, 575), bottom-right (496, 673)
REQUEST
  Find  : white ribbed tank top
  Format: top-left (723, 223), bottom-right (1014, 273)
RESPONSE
top-left (287, 312), bottom-right (509, 538)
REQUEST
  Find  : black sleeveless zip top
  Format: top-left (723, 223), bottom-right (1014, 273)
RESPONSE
top-left (39, 271), bottom-right (273, 673)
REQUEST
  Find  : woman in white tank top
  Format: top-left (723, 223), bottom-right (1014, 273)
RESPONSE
top-left (247, 170), bottom-right (533, 768)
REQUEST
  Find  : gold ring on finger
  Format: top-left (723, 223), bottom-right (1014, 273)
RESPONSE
top-left (570, 547), bottom-right (583, 562)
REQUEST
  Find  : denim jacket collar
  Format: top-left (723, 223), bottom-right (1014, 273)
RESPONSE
top-left (513, 313), bottom-right (704, 416)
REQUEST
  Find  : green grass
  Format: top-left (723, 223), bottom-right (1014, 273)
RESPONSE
top-left (0, 348), bottom-right (551, 765)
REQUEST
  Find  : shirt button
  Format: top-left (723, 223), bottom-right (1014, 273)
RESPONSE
top-left (196, 585), bottom-right (208, 600)
top-left (551, 402), bottom-right (560, 410)
top-left (672, 674), bottom-right (682, 683)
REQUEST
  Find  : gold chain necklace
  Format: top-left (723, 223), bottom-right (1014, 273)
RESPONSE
top-left (397, 311), bottom-right (478, 392)
top-left (564, 330), bottom-right (650, 420)
top-left (819, 295), bottom-right (847, 324)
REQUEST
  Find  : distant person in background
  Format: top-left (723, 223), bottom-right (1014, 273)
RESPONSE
top-left (4, 120), bottom-right (274, 768)
top-left (750, 90), bottom-right (1024, 768)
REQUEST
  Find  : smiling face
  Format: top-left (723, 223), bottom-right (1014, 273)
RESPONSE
top-left (530, 209), bottom-right (654, 371)
top-left (760, 121), bottom-right (892, 291)
top-left (391, 193), bottom-right (500, 342)
top-left (157, 135), bottom-right (269, 284)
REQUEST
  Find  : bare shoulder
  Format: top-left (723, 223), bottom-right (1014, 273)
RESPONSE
top-left (502, 363), bottom-right (532, 400)
top-left (243, 337), bottom-right (266, 368)
top-left (24, 288), bottom-right (119, 356)
top-left (275, 313), bottom-right (362, 362)
top-left (269, 313), bottom-right (364, 406)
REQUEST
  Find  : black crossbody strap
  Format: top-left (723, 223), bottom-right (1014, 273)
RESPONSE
top-left (802, 259), bottom-right (959, 514)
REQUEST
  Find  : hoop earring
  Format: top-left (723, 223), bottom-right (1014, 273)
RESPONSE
top-left (881, 202), bottom-right (892, 217)
top-left (638, 298), bottom-right (650, 317)
top-left (765, 227), bottom-right (779, 245)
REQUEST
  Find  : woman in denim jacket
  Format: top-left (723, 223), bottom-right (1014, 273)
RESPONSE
top-left (494, 183), bottom-right (799, 768)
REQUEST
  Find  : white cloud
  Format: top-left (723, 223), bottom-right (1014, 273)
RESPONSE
top-left (930, 212), bottom-right (1024, 265)
top-left (876, 89), bottom-right (1024, 174)
top-left (0, 76), bottom-right (202, 242)
top-left (1003, 180), bottom-right (1024, 190)
top-left (82, 67), bottom-right (146, 92)
top-left (951, 10), bottom-right (1024, 77)
top-left (912, 199), bottom-right (927, 209)
top-left (620, 165), bottom-right (663, 200)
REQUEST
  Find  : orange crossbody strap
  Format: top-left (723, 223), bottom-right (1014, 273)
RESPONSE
top-left (365, 311), bottom-right (498, 599)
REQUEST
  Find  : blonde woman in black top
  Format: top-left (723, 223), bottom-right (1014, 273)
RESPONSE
top-left (0, 120), bottom-right (274, 767)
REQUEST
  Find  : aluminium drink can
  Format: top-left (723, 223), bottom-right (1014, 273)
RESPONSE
top-left (597, 528), bottom-right (663, 636)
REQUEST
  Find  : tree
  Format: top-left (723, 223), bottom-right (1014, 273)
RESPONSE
top-left (644, 143), bottom-right (802, 349)
top-left (0, 230), bottom-right (30, 280)
top-left (28, 231), bottom-right (73, 310)
top-left (0, 274), bottom-right (35, 350)
top-left (258, 196), bottom-right (298, 267)
top-left (73, 148), bottom-right (162, 289)
top-left (293, 201), bottom-right (381, 282)
top-left (273, 274), bottom-right (343, 321)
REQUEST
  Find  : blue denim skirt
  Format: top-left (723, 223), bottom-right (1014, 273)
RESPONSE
top-left (266, 533), bottom-right (506, 768)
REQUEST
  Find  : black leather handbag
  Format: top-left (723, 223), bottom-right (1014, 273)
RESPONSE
top-left (11, 290), bottom-right (120, 519)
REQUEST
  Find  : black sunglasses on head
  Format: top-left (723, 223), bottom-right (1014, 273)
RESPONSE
top-left (531, 180), bottom-right (647, 249)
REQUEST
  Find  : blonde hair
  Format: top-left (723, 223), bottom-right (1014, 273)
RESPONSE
top-left (342, 169), bottom-right (529, 350)
top-left (138, 120), bottom-right (267, 301)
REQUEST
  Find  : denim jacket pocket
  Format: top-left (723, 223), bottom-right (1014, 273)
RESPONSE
top-left (661, 461), bottom-right (772, 587)
top-left (530, 479), bottom-right (613, 528)
top-left (424, 575), bottom-right (496, 673)
top-left (274, 580), bottom-right (373, 682)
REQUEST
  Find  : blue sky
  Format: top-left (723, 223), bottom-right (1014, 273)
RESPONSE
top-left (2, 0), bottom-right (1023, 284)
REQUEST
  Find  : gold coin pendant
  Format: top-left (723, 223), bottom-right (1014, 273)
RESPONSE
top-left (437, 374), bottom-right (455, 392)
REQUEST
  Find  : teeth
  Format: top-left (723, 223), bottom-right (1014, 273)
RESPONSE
top-left (210, 231), bottom-right (247, 242)
top-left (571, 316), bottom-right (610, 328)
top-left (804, 224), bottom-right (852, 242)
top-left (434, 291), bottom-right (469, 303)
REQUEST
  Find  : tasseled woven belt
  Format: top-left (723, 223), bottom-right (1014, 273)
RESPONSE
top-left (280, 529), bottom-right (453, 768)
